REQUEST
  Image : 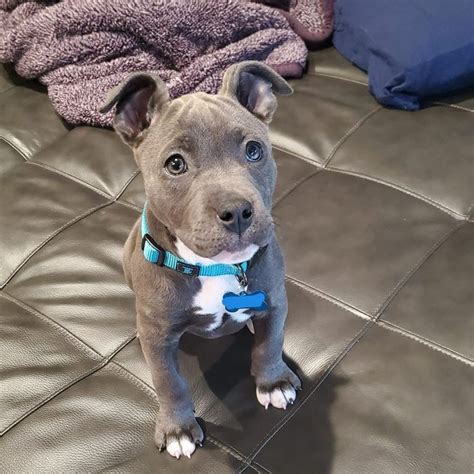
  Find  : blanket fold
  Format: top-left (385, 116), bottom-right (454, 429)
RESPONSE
top-left (0, 0), bottom-right (308, 126)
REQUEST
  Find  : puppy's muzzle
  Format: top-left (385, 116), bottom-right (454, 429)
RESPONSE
top-left (216, 198), bottom-right (253, 235)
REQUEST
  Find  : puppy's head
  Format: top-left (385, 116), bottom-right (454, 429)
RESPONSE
top-left (101, 62), bottom-right (292, 263)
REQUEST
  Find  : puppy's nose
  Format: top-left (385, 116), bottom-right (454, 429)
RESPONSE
top-left (217, 200), bottom-right (253, 235)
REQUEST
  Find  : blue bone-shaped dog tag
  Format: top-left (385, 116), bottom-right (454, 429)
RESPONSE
top-left (222, 291), bottom-right (268, 313)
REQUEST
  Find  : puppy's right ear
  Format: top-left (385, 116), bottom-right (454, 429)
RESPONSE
top-left (100, 73), bottom-right (169, 147)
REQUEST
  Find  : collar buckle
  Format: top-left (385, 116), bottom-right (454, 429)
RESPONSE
top-left (141, 233), bottom-right (165, 266)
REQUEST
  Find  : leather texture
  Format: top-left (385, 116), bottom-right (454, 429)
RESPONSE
top-left (0, 48), bottom-right (473, 473)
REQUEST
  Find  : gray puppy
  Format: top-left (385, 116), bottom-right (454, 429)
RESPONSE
top-left (101, 62), bottom-right (301, 459)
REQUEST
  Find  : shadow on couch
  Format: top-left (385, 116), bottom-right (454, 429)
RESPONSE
top-left (181, 329), bottom-right (347, 473)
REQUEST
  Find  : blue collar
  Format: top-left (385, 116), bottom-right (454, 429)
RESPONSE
top-left (141, 203), bottom-right (249, 281)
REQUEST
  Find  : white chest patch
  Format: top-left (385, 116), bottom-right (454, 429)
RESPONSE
top-left (194, 274), bottom-right (250, 330)
top-left (175, 240), bottom-right (258, 331)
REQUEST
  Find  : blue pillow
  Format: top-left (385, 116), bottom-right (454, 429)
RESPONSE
top-left (333, 0), bottom-right (474, 110)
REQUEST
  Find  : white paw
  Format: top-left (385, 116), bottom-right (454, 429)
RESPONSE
top-left (166, 436), bottom-right (196, 459)
top-left (155, 415), bottom-right (203, 459)
top-left (256, 384), bottom-right (297, 410)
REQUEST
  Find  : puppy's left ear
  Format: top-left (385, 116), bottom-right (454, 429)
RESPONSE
top-left (100, 72), bottom-right (169, 147)
top-left (219, 61), bottom-right (292, 124)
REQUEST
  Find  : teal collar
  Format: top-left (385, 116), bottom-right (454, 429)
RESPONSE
top-left (141, 203), bottom-right (248, 281)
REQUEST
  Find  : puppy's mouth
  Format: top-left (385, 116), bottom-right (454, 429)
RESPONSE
top-left (175, 239), bottom-right (259, 266)
top-left (175, 217), bottom-right (272, 264)
top-left (209, 244), bottom-right (259, 264)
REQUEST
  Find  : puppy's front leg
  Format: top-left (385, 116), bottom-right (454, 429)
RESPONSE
top-left (251, 290), bottom-right (301, 410)
top-left (137, 311), bottom-right (203, 459)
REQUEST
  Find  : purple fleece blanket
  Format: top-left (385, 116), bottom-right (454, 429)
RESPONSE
top-left (0, 0), bottom-right (307, 126)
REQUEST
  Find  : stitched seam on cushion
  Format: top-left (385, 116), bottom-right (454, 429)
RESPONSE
top-left (0, 332), bottom-right (136, 436)
top-left (239, 319), bottom-right (374, 470)
top-left (108, 360), bottom-right (259, 469)
top-left (287, 274), bottom-right (474, 365)
top-left (428, 101), bottom-right (474, 113)
top-left (378, 320), bottom-right (474, 367)
top-left (238, 304), bottom-right (472, 469)
top-left (467, 205), bottom-right (473, 220)
top-left (271, 143), bottom-right (323, 166)
top-left (272, 143), bottom-right (469, 226)
top-left (275, 108), bottom-right (385, 171)
top-left (0, 135), bottom-right (29, 160)
top-left (110, 361), bottom-right (156, 396)
top-left (239, 465), bottom-right (263, 474)
top-left (238, 465), bottom-right (260, 474)
top-left (107, 362), bottom-right (161, 400)
top-left (0, 361), bottom-right (106, 436)
top-left (0, 291), bottom-right (137, 361)
top-left (0, 291), bottom-right (102, 359)
top-left (326, 167), bottom-right (469, 220)
top-left (324, 106), bottom-right (383, 167)
top-left (115, 169), bottom-right (141, 200)
top-left (308, 71), bottom-right (368, 87)
top-left (109, 362), bottom-right (265, 469)
top-left (0, 165), bottom-right (136, 288)
top-left (206, 438), bottom-right (267, 474)
top-left (251, 461), bottom-right (271, 474)
top-left (115, 199), bottom-right (142, 212)
top-left (285, 266), bottom-right (474, 366)
top-left (1, 168), bottom-right (140, 288)
top-left (0, 130), bottom-right (70, 161)
top-left (374, 222), bottom-right (466, 317)
top-left (27, 160), bottom-right (112, 200)
top-left (0, 84), bottom-right (15, 95)
top-left (272, 169), bottom-right (322, 208)
top-left (285, 275), bottom-right (372, 321)
top-left (0, 201), bottom-right (111, 289)
top-left (331, 301), bottom-right (474, 367)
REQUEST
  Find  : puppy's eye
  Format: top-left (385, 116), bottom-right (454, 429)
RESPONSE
top-left (245, 141), bottom-right (263, 162)
top-left (164, 154), bottom-right (187, 175)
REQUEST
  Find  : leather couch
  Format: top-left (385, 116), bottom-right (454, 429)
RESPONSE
top-left (1, 47), bottom-right (473, 473)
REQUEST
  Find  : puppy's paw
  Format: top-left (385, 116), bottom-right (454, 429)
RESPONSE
top-left (255, 364), bottom-right (301, 410)
top-left (256, 381), bottom-right (297, 410)
top-left (155, 416), bottom-right (204, 459)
